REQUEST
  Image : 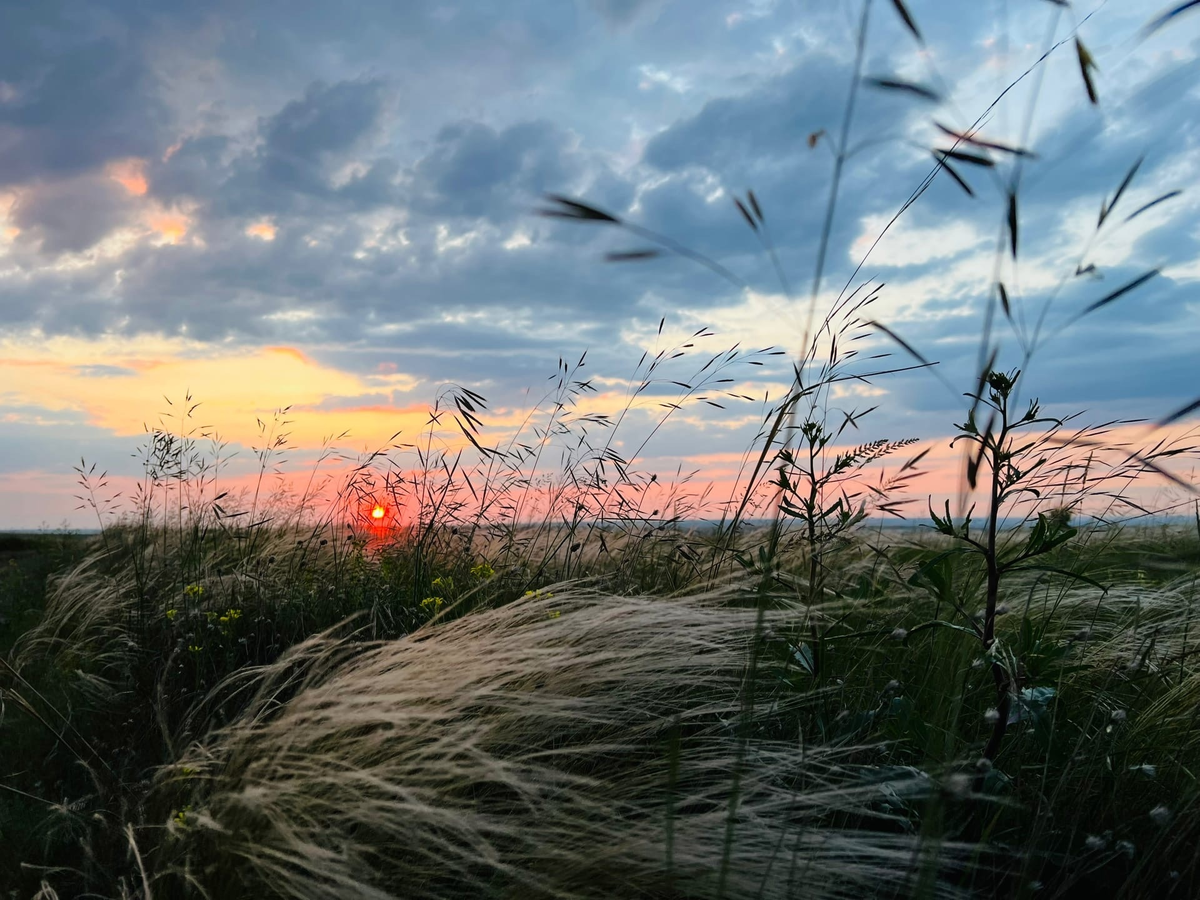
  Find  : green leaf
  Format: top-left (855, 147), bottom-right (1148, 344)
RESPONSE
top-left (790, 642), bottom-right (817, 675)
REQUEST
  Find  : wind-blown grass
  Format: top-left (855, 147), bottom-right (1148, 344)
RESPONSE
top-left (148, 587), bottom-right (957, 900)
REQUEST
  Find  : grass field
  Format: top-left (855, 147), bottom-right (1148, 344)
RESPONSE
top-left (3, 510), bottom-right (1200, 898)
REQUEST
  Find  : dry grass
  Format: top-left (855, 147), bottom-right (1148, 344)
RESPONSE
top-left (146, 586), bottom-right (953, 899)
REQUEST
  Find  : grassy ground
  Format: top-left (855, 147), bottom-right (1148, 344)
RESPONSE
top-left (3, 518), bottom-right (1199, 898)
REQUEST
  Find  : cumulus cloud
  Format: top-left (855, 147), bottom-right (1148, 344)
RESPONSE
top-left (410, 120), bottom-right (578, 222)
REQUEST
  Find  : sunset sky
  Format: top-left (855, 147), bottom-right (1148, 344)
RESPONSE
top-left (1, 1), bottom-right (1198, 529)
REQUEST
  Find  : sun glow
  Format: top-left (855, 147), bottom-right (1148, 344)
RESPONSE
top-left (371, 505), bottom-right (386, 520)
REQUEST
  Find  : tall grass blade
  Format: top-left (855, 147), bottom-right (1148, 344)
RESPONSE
top-left (1074, 269), bottom-right (1159, 321)
top-left (888, 0), bottom-right (923, 42)
top-left (1075, 38), bottom-right (1099, 104)
top-left (866, 77), bottom-right (941, 102)
top-left (1123, 190), bottom-right (1182, 222)
top-left (1100, 155), bottom-right (1143, 226)
top-left (1143, 1), bottom-right (1200, 36)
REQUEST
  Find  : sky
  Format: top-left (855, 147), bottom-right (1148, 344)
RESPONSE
top-left (0, 0), bottom-right (1198, 529)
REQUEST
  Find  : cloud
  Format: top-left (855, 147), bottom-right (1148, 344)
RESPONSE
top-left (642, 52), bottom-right (904, 177)
top-left (216, 79), bottom-right (396, 217)
top-left (10, 174), bottom-right (136, 254)
top-left (0, 13), bottom-right (167, 185)
top-left (150, 135), bottom-right (234, 204)
top-left (849, 212), bottom-right (988, 268)
top-left (0, 332), bottom-right (429, 449)
top-left (410, 120), bottom-right (580, 223)
top-left (258, 79), bottom-right (388, 184)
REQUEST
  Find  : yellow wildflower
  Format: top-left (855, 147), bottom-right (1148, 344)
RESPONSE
top-left (421, 596), bottom-right (444, 613)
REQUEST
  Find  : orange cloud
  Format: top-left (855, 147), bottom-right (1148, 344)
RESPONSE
top-left (0, 333), bottom-right (428, 451)
top-left (148, 212), bottom-right (189, 244)
top-left (246, 220), bottom-right (277, 241)
top-left (266, 346), bottom-right (312, 366)
top-left (107, 158), bottom-right (149, 196)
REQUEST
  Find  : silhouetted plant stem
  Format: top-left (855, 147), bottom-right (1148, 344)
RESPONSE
top-left (982, 402), bottom-right (1012, 768)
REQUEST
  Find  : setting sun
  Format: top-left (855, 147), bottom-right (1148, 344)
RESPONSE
top-left (371, 505), bottom-right (385, 520)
